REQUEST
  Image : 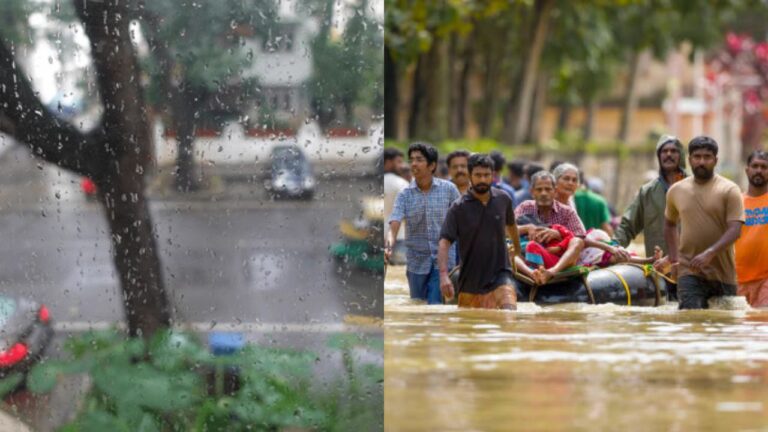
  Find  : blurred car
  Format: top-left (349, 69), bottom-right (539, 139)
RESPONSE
top-left (267, 145), bottom-right (315, 199)
top-left (330, 196), bottom-right (384, 273)
top-left (0, 295), bottom-right (53, 377)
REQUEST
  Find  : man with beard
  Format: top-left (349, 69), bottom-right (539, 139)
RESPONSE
top-left (735, 150), bottom-right (768, 307)
top-left (446, 150), bottom-right (471, 195)
top-left (614, 135), bottom-right (687, 257)
top-left (654, 136), bottom-right (744, 310)
top-left (438, 154), bottom-right (522, 309)
top-left (387, 142), bottom-right (461, 304)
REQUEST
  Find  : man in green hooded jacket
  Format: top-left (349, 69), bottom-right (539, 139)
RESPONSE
top-left (614, 135), bottom-right (687, 258)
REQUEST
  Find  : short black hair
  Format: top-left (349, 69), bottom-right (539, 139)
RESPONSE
top-left (525, 163), bottom-right (545, 178)
top-left (408, 142), bottom-right (439, 173)
top-left (688, 136), bottom-right (718, 156)
top-left (468, 153), bottom-right (495, 175)
top-left (507, 160), bottom-right (526, 177)
top-left (489, 150), bottom-right (506, 172)
top-left (747, 149), bottom-right (768, 165)
top-left (549, 160), bottom-right (565, 172)
top-left (384, 147), bottom-right (403, 162)
top-left (446, 149), bottom-right (470, 167)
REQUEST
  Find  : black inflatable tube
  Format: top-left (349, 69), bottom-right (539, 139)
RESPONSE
top-left (521, 264), bottom-right (668, 306)
top-left (450, 264), bottom-right (668, 306)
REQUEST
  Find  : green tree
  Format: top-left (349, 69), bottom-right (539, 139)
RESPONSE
top-left (140, 0), bottom-right (277, 192)
top-left (308, 0), bottom-right (383, 128)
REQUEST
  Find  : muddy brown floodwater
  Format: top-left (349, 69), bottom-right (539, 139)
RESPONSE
top-left (385, 266), bottom-right (768, 432)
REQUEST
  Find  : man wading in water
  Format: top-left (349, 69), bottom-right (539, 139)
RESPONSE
top-left (654, 136), bottom-right (744, 309)
top-left (438, 154), bottom-right (523, 310)
top-left (387, 142), bottom-right (461, 304)
top-left (735, 150), bottom-right (768, 307)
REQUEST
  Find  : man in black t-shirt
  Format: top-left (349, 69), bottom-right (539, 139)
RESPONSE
top-left (438, 154), bottom-right (523, 310)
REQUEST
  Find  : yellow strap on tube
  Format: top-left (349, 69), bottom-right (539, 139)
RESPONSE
top-left (606, 268), bottom-right (632, 306)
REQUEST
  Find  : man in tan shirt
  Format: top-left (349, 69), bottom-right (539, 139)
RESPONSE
top-left (654, 136), bottom-right (744, 309)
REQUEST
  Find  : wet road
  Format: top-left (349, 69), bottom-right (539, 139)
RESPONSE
top-left (0, 147), bottom-right (383, 332)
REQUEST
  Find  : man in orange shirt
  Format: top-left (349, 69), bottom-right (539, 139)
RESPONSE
top-left (736, 150), bottom-right (768, 307)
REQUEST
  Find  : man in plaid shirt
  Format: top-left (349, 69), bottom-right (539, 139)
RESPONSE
top-left (386, 142), bottom-right (461, 304)
top-left (514, 171), bottom-right (586, 284)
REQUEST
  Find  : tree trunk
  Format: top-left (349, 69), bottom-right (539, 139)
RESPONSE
top-left (613, 50), bottom-right (642, 205)
top-left (421, 38), bottom-right (449, 142)
top-left (582, 98), bottom-right (598, 141)
top-left (455, 31), bottom-right (474, 138)
top-left (617, 50), bottom-right (641, 144)
top-left (408, 55), bottom-right (426, 139)
top-left (140, 11), bottom-right (200, 193)
top-left (448, 34), bottom-right (460, 138)
top-left (479, 39), bottom-right (501, 137)
top-left (507, 0), bottom-right (554, 145)
top-left (1, 0), bottom-right (171, 336)
top-left (556, 99), bottom-right (571, 134)
top-left (525, 71), bottom-right (549, 144)
top-left (173, 93), bottom-right (200, 192)
top-left (384, 46), bottom-right (398, 139)
top-left (75, 0), bottom-right (172, 338)
top-left (478, 27), bottom-right (504, 137)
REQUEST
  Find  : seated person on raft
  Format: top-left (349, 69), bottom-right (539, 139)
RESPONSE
top-left (514, 171), bottom-right (587, 285)
top-left (514, 171), bottom-right (664, 285)
top-left (577, 228), bottom-right (663, 267)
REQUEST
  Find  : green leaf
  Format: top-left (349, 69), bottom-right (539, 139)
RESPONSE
top-left (27, 357), bottom-right (96, 394)
top-left (27, 361), bottom-right (65, 394)
top-left (92, 364), bottom-right (201, 412)
top-left (72, 411), bottom-right (132, 432)
top-left (0, 373), bottom-right (23, 397)
top-left (327, 333), bottom-right (382, 352)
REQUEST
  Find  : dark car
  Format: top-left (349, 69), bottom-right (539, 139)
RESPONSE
top-left (267, 145), bottom-right (315, 199)
top-left (0, 295), bottom-right (53, 377)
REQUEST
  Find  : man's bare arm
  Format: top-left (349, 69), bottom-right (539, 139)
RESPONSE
top-left (663, 218), bottom-right (679, 263)
top-left (654, 218), bottom-right (679, 274)
top-left (385, 220), bottom-right (401, 264)
top-left (438, 238), bottom-right (455, 300)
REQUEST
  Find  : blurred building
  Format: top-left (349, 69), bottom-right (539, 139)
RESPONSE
top-left (241, 6), bottom-right (319, 125)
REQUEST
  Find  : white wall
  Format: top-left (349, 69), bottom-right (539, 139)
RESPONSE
top-left (153, 120), bottom-right (383, 173)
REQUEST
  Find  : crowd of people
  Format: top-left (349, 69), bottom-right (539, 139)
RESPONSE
top-left (383, 135), bottom-right (768, 311)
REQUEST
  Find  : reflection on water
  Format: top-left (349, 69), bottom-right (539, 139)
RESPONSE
top-left (385, 266), bottom-right (768, 432)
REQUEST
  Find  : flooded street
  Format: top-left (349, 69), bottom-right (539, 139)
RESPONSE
top-left (385, 266), bottom-right (768, 431)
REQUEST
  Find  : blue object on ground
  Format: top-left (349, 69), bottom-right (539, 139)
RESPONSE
top-left (526, 252), bottom-right (544, 266)
top-left (208, 332), bottom-right (244, 356)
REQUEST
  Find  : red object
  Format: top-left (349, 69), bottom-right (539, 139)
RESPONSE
top-left (245, 128), bottom-right (296, 137)
top-left (326, 127), bottom-right (364, 137)
top-left (755, 42), bottom-right (768, 62)
top-left (39, 305), bottom-right (50, 323)
top-left (0, 343), bottom-right (28, 367)
top-left (525, 224), bottom-right (576, 269)
top-left (81, 178), bottom-right (97, 195)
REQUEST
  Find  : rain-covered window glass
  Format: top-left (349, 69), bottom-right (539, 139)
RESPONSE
top-left (0, 0), bottom-right (383, 430)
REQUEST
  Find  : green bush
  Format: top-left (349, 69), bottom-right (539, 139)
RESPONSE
top-left (0, 329), bottom-right (383, 432)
